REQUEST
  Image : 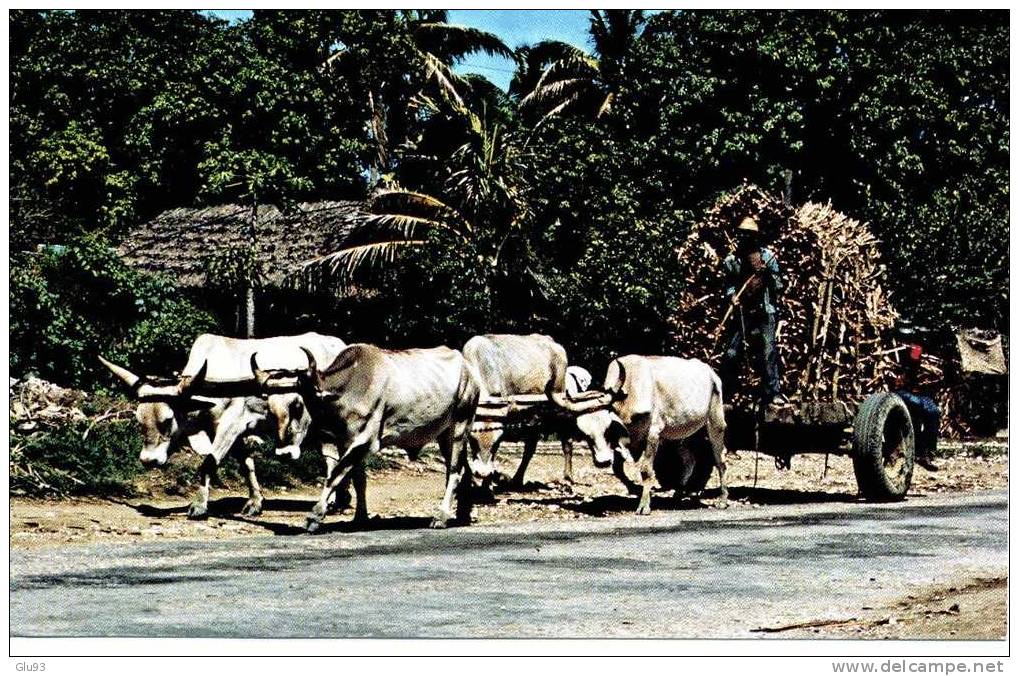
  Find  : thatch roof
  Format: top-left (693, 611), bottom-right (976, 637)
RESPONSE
top-left (118, 201), bottom-right (368, 288)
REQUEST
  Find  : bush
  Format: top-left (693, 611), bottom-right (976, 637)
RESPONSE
top-left (10, 232), bottom-right (218, 389)
top-left (11, 420), bottom-right (142, 497)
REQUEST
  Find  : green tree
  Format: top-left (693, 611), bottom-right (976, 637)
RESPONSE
top-left (319, 10), bottom-right (513, 184)
top-left (515, 10), bottom-right (646, 125)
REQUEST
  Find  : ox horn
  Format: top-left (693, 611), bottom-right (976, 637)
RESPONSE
top-left (176, 360), bottom-right (208, 396)
top-left (98, 355), bottom-right (142, 391)
top-left (250, 353), bottom-right (271, 386)
top-left (300, 347), bottom-right (325, 390)
top-left (545, 374), bottom-right (613, 414)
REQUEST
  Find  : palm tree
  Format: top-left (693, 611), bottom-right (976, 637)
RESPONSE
top-left (302, 92), bottom-right (533, 287)
top-left (323, 10), bottom-right (514, 184)
top-left (515, 10), bottom-right (646, 126)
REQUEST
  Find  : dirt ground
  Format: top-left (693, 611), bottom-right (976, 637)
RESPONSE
top-left (767, 576), bottom-right (1008, 640)
top-left (9, 440), bottom-right (1007, 550)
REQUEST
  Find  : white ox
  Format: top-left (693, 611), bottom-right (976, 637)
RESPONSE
top-left (547, 355), bottom-right (728, 515)
top-left (222, 343), bottom-right (482, 532)
top-left (464, 334), bottom-right (583, 486)
top-left (100, 332), bottom-right (346, 518)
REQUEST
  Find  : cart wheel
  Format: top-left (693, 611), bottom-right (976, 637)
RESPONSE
top-left (852, 392), bottom-right (915, 501)
top-left (683, 433), bottom-right (715, 494)
top-left (654, 434), bottom-right (714, 494)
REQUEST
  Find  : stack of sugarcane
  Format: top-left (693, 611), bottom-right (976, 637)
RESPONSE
top-left (668, 184), bottom-right (900, 408)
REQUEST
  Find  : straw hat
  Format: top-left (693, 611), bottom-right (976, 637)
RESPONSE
top-left (737, 216), bottom-right (760, 233)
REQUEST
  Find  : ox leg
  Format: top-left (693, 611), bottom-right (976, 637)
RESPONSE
top-left (612, 451), bottom-right (641, 496)
top-left (322, 443), bottom-right (353, 514)
top-left (706, 420), bottom-right (729, 509)
top-left (433, 425), bottom-right (472, 529)
top-left (509, 434), bottom-right (538, 489)
top-left (239, 454), bottom-right (264, 517)
top-left (307, 454), bottom-right (358, 533)
top-left (187, 455), bottom-right (217, 519)
top-left (351, 458), bottom-right (369, 524)
top-left (561, 438), bottom-right (575, 485)
top-left (636, 428), bottom-right (662, 516)
top-left (307, 425), bottom-right (378, 532)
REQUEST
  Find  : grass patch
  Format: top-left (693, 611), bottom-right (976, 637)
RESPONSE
top-left (11, 416), bottom-right (412, 499)
top-left (11, 419), bottom-right (142, 497)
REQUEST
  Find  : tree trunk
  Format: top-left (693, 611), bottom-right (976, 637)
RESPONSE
top-left (245, 285), bottom-right (255, 338)
top-left (247, 190), bottom-right (258, 337)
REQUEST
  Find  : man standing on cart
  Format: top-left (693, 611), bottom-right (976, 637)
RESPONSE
top-left (719, 216), bottom-right (790, 413)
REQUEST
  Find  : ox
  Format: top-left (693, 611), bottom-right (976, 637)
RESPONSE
top-left (464, 334), bottom-right (584, 487)
top-left (100, 332), bottom-right (347, 518)
top-left (547, 355), bottom-right (728, 515)
top-left (220, 343), bottom-right (481, 532)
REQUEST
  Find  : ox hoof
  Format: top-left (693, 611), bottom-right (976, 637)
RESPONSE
top-left (305, 517), bottom-right (322, 533)
top-left (429, 512), bottom-right (452, 529)
top-left (635, 503), bottom-right (652, 516)
top-left (240, 499), bottom-right (263, 517)
top-left (187, 502), bottom-right (209, 520)
top-left (716, 497), bottom-right (729, 510)
top-left (555, 479), bottom-right (575, 493)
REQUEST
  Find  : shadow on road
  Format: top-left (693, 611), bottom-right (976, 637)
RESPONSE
top-left (122, 496), bottom-right (435, 536)
top-left (719, 486), bottom-right (859, 505)
top-left (120, 483), bottom-right (861, 537)
top-left (502, 485), bottom-right (860, 517)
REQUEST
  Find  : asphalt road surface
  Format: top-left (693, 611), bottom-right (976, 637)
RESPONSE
top-left (10, 490), bottom-right (1006, 638)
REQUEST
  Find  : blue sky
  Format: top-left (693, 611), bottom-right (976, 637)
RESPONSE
top-left (204, 9), bottom-right (593, 90)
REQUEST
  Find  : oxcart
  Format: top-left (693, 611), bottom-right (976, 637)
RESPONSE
top-left (720, 393), bottom-right (916, 501)
top-left (475, 390), bottom-right (917, 502)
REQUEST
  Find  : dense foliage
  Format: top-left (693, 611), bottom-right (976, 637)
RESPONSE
top-left (10, 9), bottom-right (1008, 390)
top-left (10, 234), bottom-right (217, 389)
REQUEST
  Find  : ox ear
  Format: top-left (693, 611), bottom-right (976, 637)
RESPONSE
top-left (98, 355), bottom-right (142, 391)
top-left (609, 361), bottom-right (627, 402)
top-left (606, 418), bottom-right (630, 447)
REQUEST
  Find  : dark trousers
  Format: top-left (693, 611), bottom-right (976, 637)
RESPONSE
top-left (896, 391), bottom-right (940, 460)
top-left (720, 310), bottom-right (781, 404)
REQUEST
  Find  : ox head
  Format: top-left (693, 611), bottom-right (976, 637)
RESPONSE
top-left (254, 348), bottom-right (322, 460)
top-left (99, 356), bottom-right (215, 467)
top-left (546, 362), bottom-right (630, 468)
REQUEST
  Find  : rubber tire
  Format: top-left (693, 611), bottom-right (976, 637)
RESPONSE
top-left (654, 434), bottom-right (714, 494)
top-left (683, 433), bottom-right (715, 494)
top-left (852, 392), bottom-right (915, 502)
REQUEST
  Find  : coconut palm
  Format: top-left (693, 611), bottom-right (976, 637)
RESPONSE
top-left (302, 93), bottom-right (533, 286)
top-left (515, 10), bottom-right (646, 126)
top-left (322, 10), bottom-right (514, 183)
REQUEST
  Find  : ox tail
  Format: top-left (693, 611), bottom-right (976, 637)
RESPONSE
top-left (708, 370), bottom-right (726, 432)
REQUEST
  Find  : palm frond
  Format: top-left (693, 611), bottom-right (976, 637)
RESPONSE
top-left (369, 189), bottom-right (475, 237)
top-left (527, 40), bottom-right (597, 70)
top-left (596, 91), bottom-right (614, 118)
top-left (519, 77), bottom-right (590, 110)
top-left (304, 239), bottom-right (427, 276)
top-left (413, 22), bottom-right (514, 61)
top-left (422, 51), bottom-right (467, 109)
top-left (535, 93), bottom-right (584, 127)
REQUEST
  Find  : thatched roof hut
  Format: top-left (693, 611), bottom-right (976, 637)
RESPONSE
top-left (118, 200), bottom-right (369, 288)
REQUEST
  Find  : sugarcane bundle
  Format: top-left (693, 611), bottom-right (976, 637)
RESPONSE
top-left (668, 184), bottom-right (900, 407)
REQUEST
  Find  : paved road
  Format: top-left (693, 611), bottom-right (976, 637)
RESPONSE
top-left (10, 490), bottom-right (1006, 638)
